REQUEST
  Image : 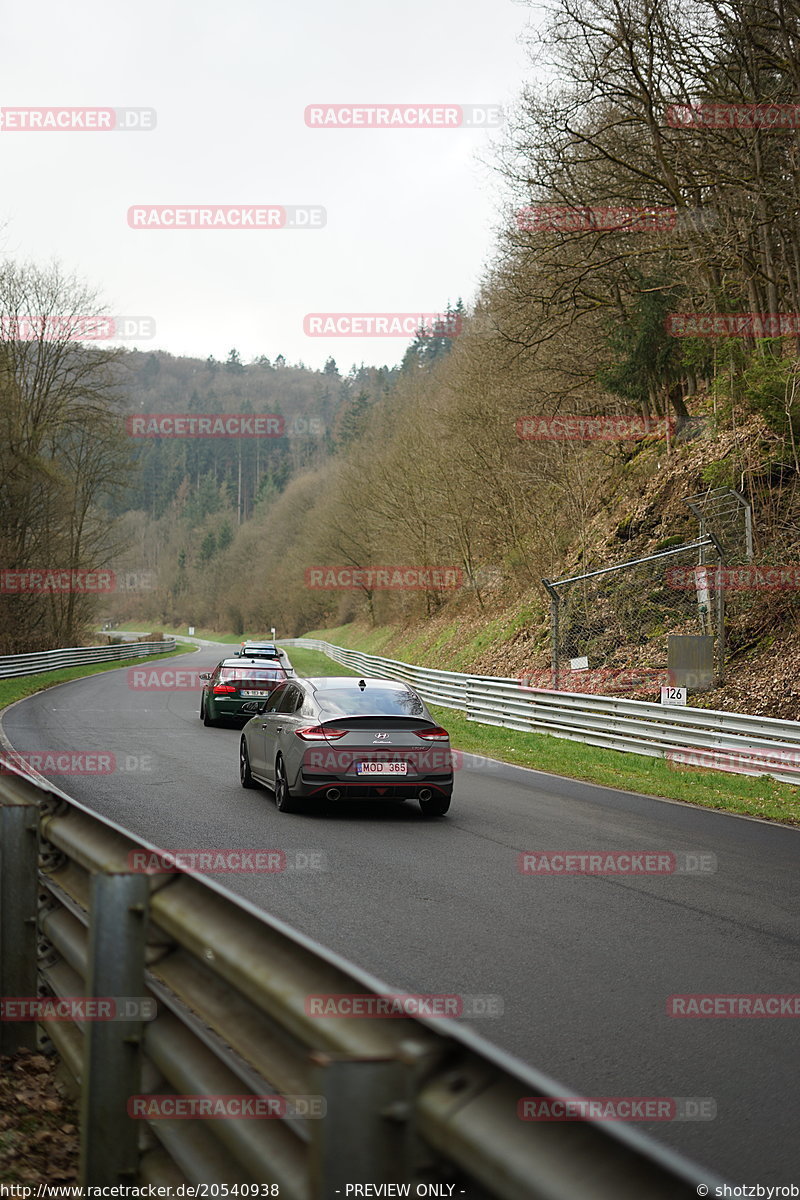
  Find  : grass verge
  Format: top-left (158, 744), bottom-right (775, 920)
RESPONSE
top-left (0, 642), bottom-right (195, 712)
top-left (290, 645), bottom-right (799, 825)
top-left (305, 612), bottom-right (549, 673)
top-left (286, 646), bottom-right (359, 678)
top-left (111, 623), bottom-right (261, 644)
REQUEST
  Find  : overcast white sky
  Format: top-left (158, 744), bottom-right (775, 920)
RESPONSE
top-left (0, 0), bottom-right (543, 371)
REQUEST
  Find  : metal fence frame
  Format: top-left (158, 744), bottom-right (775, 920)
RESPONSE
top-left (0, 762), bottom-right (721, 1195)
top-left (683, 487), bottom-right (753, 563)
top-left (541, 537), bottom-right (725, 691)
top-left (0, 639), bottom-right (178, 680)
top-left (283, 639), bottom-right (800, 785)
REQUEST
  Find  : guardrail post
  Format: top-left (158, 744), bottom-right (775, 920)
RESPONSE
top-left (309, 1054), bottom-right (415, 1193)
top-left (0, 797), bottom-right (40, 1053)
top-left (80, 871), bottom-right (150, 1186)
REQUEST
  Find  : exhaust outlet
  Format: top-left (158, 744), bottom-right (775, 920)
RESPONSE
top-left (419, 788), bottom-right (433, 802)
top-left (326, 788), bottom-right (341, 801)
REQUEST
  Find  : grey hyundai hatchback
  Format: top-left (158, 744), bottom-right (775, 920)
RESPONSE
top-left (239, 676), bottom-right (453, 816)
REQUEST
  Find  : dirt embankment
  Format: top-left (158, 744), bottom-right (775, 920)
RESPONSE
top-left (318, 416), bottom-right (800, 719)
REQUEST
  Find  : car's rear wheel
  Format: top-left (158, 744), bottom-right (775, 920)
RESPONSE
top-left (274, 755), bottom-right (302, 813)
top-left (202, 697), bottom-right (217, 727)
top-left (419, 794), bottom-right (451, 817)
top-left (240, 738), bottom-right (258, 789)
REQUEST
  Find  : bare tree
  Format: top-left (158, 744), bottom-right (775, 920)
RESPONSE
top-left (0, 261), bottom-right (132, 651)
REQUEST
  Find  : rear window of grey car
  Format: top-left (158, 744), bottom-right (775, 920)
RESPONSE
top-left (316, 687), bottom-right (425, 717)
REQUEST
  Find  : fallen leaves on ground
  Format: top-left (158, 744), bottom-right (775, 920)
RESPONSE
top-left (0, 1049), bottom-right (79, 1184)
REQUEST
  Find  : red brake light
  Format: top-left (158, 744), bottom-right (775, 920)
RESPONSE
top-left (295, 725), bottom-right (349, 741)
top-left (415, 726), bottom-right (449, 741)
top-left (213, 685), bottom-right (237, 695)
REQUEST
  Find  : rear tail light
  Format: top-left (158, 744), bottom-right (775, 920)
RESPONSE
top-left (295, 725), bottom-right (349, 741)
top-left (415, 726), bottom-right (450, 741)
top-left (213, 685), bottom-right (237, 695)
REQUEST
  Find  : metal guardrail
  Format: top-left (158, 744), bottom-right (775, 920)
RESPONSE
top-left (0, 761), bottom-right (719, 1194)
top-left (0, 639), bottom-right (178, 680)
top-left (283, 639), bottom-right (800, 785)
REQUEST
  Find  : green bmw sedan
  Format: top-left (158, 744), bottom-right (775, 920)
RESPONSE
top-left (199, 655), bottom-right (294, 727)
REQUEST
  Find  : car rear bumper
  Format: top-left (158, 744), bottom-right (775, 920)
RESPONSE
top-left (296, 773), bottom-right (453, 800)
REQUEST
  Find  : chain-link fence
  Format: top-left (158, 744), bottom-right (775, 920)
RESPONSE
top-left (540, 537), bottom-right (725, 696)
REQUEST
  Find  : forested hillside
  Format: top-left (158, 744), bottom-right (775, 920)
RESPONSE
top-left (2, 0), bottom-right (798, 715)
top-left (110, 3), bottom-right (798, 646)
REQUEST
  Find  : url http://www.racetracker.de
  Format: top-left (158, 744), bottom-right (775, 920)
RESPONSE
top-left (0, 1186), bottom-right (477, 1198)
top-left (0, 1187), bottom-right (471, 1198)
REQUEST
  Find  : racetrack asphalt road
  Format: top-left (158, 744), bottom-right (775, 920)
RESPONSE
top-left (3, 641), bottom-right (798, 1184)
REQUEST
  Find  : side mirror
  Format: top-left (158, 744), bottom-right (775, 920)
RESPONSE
top-left (198, 672), bottom-right (210, 681)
